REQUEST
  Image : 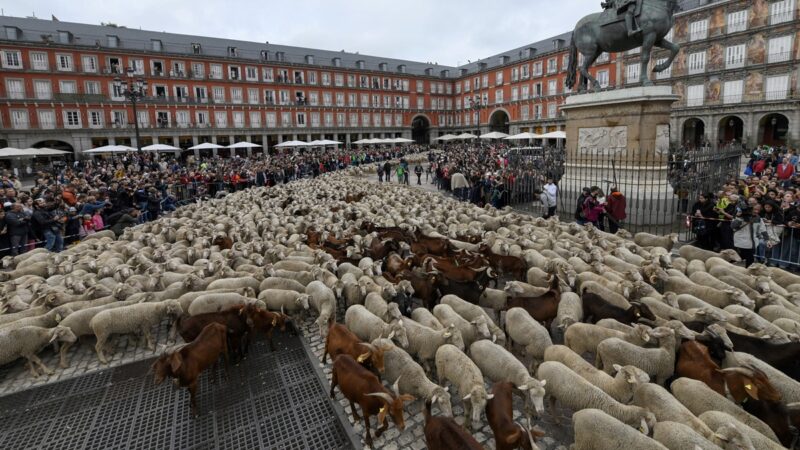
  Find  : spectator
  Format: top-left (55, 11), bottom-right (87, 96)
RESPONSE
top-left (777, 157), bottom-right (794, 186)
top-left (575, 187), bottom-right (591, 224)
top-left (605, 186), bottom-right (627, 234)
top-left (5, 203), bottom-right (29, 256)
top-left (690, 193), bottom-right (717, 250)
top-left (111, 208), bottom-right (140, 237)
top-left (581, 186), bottom-right (606, 228)
top-left (79, 214), bottom-right (95, 237)
top-left (414, 164), bottom-right (423, 185)
top-left (543, 178), bottom-right (558, 219)
top-left (732, 206), bottom-right (767, 267)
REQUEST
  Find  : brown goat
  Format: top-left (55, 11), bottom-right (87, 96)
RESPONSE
top-left (212, 236), bottom-right (233, 250)
top-left (487, 382), bottom-right (544, 450)
top-left (176, 304), bottom-right (256, 360)
top-left (675, 340), bottom-right (726, 395)
top-left (723, 366), bottom-right (793, 446)
top-left (153, 322), bottom-right (229, 416)
top-left (424, 399), bottom-right (483, 450)
top-left (323, 321), bottom-right (387, 374)
top-left (250, 308), bottom-right (290, 351)
top-left (330, 354), bottom-right (414, 447)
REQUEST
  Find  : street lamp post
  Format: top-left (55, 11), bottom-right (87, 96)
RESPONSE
top-left (113, 69), bottom-right (148, 153)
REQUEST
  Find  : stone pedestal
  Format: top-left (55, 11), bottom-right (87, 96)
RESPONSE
top-left (560, 86), bottom-right (679, 226)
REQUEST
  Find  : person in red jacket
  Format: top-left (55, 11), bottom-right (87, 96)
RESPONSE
top-left (605, 186), bottom-right (627, 234)
top-left (776, 157), bottom-right (794, 185)
top-left (752, 158), bottom-right (767, 176)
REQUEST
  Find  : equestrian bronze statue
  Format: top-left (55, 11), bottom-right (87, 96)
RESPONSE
top-left (566, 0), bottom-right (680, 92)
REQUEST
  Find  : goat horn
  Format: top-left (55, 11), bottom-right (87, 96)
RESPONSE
top-left (392, 377), bottom-right (401, 396)
top-left (365, 392), bottom-right (394, 403)
top-left (719, 367), bottom-right (756, 377)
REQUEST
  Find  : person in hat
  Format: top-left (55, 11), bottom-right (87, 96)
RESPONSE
top-left (605, 186), bottom-right (627, 234)
top-left (575, 187), bottom-right (591, 223)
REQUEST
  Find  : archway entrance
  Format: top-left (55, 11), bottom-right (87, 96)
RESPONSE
top-left (411, 116), bottom-right (430, 144)
top-left (489, 110), bottom-right (510, 134)
top-left (682, 118), bottom-right (705, 148)
top-left (759, 113), bottom-right (789, 147)
top-left (718, 116), bottom-right (744, 145)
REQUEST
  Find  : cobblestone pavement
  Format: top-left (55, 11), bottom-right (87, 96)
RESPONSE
top-left (299, 304), bottom-right (575, 450)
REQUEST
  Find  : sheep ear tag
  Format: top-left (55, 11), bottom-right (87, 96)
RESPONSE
top-left (272, 317), bottom-right (278, 326)
top-left (357, 352), bottom-right (370, 363)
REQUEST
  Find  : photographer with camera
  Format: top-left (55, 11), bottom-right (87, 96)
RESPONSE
top-left (732, 205), bottom-right (768, 267)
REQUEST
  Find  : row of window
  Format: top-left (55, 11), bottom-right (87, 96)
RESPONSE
top-left (0, 49), bottom-right (439, 92)
top-left (452, 53), bottom-right (592, 95)
top-left (7, 108), bottom-right (415, 130)
top-left (686, 0), bottom-right (795, 42)
top-left (684, 74), bottom-right (791, 106)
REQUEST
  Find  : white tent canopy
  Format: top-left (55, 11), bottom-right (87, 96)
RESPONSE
top-left (504, 132), bottom-right (543, 140)
top-left (540, 131), bottom-right (566, 139)
top-left (141, 143), bottom-right (180, 152)
top-left (226, 141), bottom-right (262, 149)
top-left (22, 148), bottom-right (70, 156)
top-left (393, 138), bottom-right (415, 144)
top-left (308, 139), bottom-right (342, 146)
top-left (434, 134), bottom-right (458, 141)
top-left (480, 131), bottom-right (509, 139)
top-left (187, 142), bottom-right (224, 150)
top-left (352, 139), bottom-right (371, 145)
top-left (0, 147), bottom-right (32, 158)
top-left (83, 145), bottom-right (137, 154)
top-left (455, 133), bottom-right (478, 139)
top-left (274, 140), bottom-right (311, 148)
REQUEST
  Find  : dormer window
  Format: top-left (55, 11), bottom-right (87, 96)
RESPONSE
top-left (332, 57), bottom-right (341, 67)
top-left (306, 55), bottom-right (315, 64)
top-left (379, 62), bottom-right (388, 71)
top-left (261, 50), bottom-right (270, 61)
top-left (58, 31), bottom-right (72, 44)
top-left (151, 40), bottom-right (162, 51)
top-left (5, 27), bottom-right (19, 40)
top-left (397, 65), bottom-right (406, 74)
top-left (356, 60), bottom-right (365, 69)
top-left (227, 47), bottom-right (237, 57)
top-left (107, 35), bottom-right (119, 48)
top-left (191, 43), bottom-right (201, 54)
top-left (275, 51), bottom-right (285, 62)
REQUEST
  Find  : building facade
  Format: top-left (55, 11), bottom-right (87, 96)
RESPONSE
top-left (0, 0), bottom-right (797, 155)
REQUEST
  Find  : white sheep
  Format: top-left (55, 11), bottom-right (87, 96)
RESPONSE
top-left (410, 307), bottom-right (444, 330)
top-left (441, 294), bottom-right (506, 345)
top-left (371, 338), bottom-right (453, 417)
top-left (266, 268), bottom-right (315, 286)
top-left (344, 304), bottom-right (409, 348)
top-left (470, 340), bottom-right (547, 418)
top-left (504, 281), bottom-right (550, 298)
top-left (504, 307), bottom-right (552, 371)
top-left (176, 287), bottom-right (255, 313)
top-left (402, 317), bottom-right (464, 374)
top-left (305, 280), bottom-right (337, 338)
top-left (258, 289), bottom-right (311, 314)
top-left (632, 382), bottom-right (714, 439)
top-left (670, 377), bottom-right (780, 443)
top-left (435, 343), bottom-right (492, 431)
top-left (187, 293), bottom-right (264, 316)
top-left (364, 292), bottom-right (402, 323)
top-left (543, 345), bottom-right (649, 403)
top-left (340, 272), bottom-right (364, 306)
top-left (652, 421), bottom-right (732, 450)
top-left (0, 326), bottom-right (76, 377)
top-left (58, 299), bottom-right (143, 368)
top-left (259, 277), bottom-right (306, 293)
top-left (555, 291), bottom-right (583, 331)
top-left (206, 277), bottom-right (261, 293)
top-left (537, 361), bottom-right (655, 433)
top-left (596, 326), bottom-right (680, 384)
top-left (634, 232), bottom-right (678, 250)
top-left (433, 304), bottom-right (491, 349)
top-left (90, 300), bottom-right (183, 364)
top-left (572, 409), bottom-right (666, 450)
top-left (679, 245), bottom-right (742, 263)
top-left (698, 411), bottom-right (785, 450)
top-left (564, 322), bottom-right (651, 357)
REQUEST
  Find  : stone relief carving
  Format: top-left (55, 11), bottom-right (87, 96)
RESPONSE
top-left (578, 126), bottom-right (627, 155)
top-left (655, 124), bottom-right (671, 155)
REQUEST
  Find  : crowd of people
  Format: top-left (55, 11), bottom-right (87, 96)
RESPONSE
top-left (689, 145), bottom-right (800, 268)
top-left (0, 146), bottom-right (420, 256)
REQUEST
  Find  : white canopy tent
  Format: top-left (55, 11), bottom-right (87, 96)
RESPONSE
top-left (22, 148), bottom-right (70, 156)
top-left (83, 145), bottom-right (138, 154)
top-left (0, 147), bottom-right (32, 158)
top-left (308, 140), bottom-right (342, 146)
top-left (141, 143), bottom-right (180, 152)
top-left (352, 139), bottom-right (371, 145)
top-left (187, 142), bottom-right (225, 151)
top-left (456, 133), bottom-right (478, 139)
top-left (479, 131), bottom-right (509, 139)
top-left (274, 140), bottom-right (312, 148)
top-left (504, 132), bottom-right (543, 140)
top-left (226, 142), bottom-right (263, 149)
top-left (393, 138), bottom-right (415, 144)
top-left (539, 131), bottom-right (566, 139)
top-left (434, 134), bottom-right (458, 142)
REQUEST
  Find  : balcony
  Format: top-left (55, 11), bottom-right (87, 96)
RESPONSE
top-left (767, 51), bottom-right (792, 64)
top-left (54, 93), bottom-right (107, 102)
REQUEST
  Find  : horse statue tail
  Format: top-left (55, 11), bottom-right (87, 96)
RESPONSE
top-left (565, 33), bottom-right (578, 90)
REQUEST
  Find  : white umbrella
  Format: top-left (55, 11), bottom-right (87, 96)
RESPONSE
top-left (188, 142), bottom-right (225, 150)
top-left (22, 148), bottom-right (70, 156)
top-left (0, 147), bottom-right (30, 158)
top-left (434, 134), bottom-right (458, 141)
top-left (352, 139), bottom-right (371, 145)
top-left (539, 131), bottom-right (566, 139)
top-left (274, 140), bottom-right (311, 148)
top-left (504, 132), bottom-right (543, 140)
top-left (142, 143), bottom-right (180, 152)
top-left (456, 133), bottom-right (478, 139)
top-left (393, 138), bottom-right (415, 144)
top-left (83, 145), bottom-right (137, 154)
top-left (480, 131), bottom-right (509, 139)
top-left (226, 141), bottom-right (263, 149)
top-left (318, 139), bottom-right (343, 146)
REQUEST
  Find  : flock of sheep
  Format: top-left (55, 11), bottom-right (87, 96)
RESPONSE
top-left (0, 152), bottom-right (798, 449)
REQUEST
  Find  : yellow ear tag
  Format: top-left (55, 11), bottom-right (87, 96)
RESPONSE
top-left (357, 353), bottom-right (369, 363)
top-left (379, 406), bottom-right (386, 414)
top-left (272, 317), bottom-right (278, 326)
top-left (745, 384), bottom-right (752, 391)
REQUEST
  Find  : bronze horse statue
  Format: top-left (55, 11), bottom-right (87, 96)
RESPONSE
top-left (566, 0), bottom-right (680, 92)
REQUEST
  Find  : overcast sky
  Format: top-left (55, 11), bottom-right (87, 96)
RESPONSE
top-left (3, 0), bottom-right (599, 67)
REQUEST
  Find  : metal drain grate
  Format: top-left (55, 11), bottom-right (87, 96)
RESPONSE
top-left (0, 332), bottom-right (358, 450)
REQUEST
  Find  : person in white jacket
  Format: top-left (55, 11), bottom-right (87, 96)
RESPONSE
top-left (732, 205), bottom-right (767, 267)
top-left (543, 178), bottom-right (558, 218)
